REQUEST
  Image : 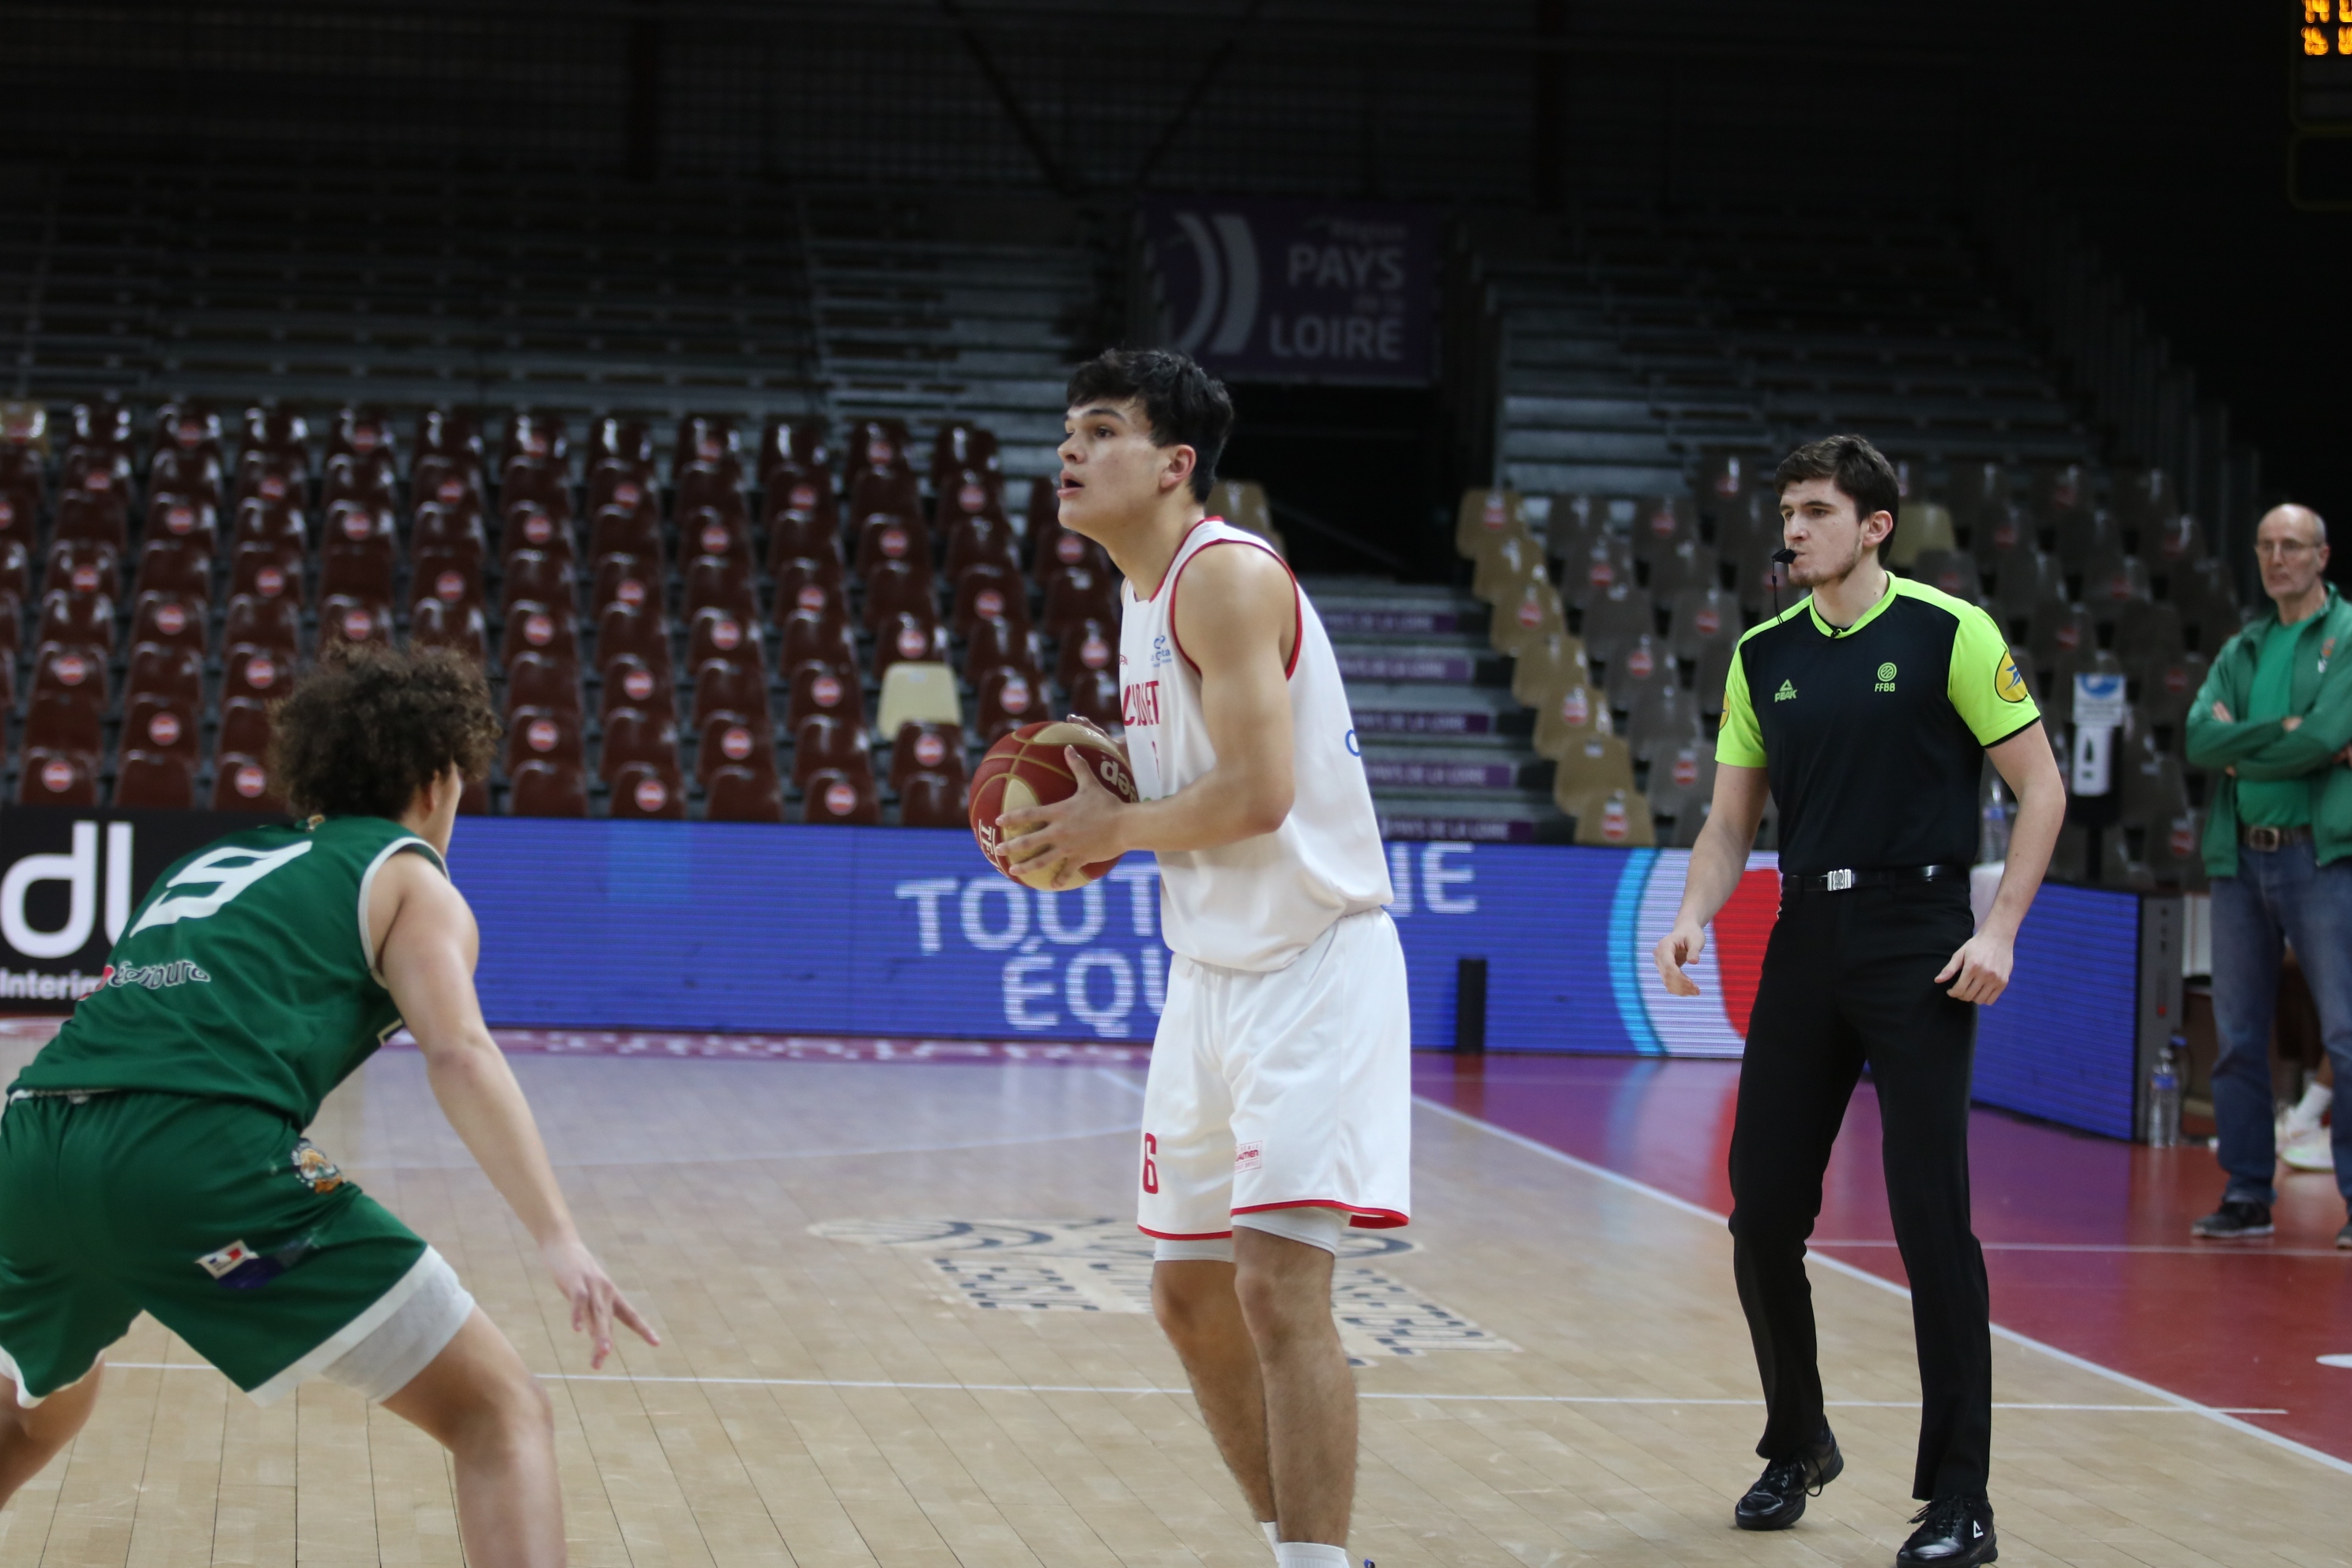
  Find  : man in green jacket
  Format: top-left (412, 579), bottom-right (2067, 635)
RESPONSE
top-left (2184, 503), bottom-right (2352, 1246)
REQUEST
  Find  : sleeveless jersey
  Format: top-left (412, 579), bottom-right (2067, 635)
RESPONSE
top-left (9, 816), bottom-right (444, 1125)
top-left (1119, 518), bottom-right (1392, 972)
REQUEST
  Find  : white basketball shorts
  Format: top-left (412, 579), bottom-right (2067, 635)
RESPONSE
top-left (1136, 906), bottom-right (1412, 1239)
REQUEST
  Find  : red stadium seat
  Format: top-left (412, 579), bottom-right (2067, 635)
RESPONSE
top-left (773, 558), bottom-right (846, 624)
top-left (589, 552), bottom-right (660, 618)
top-left (873, 610), bottom-right (947, 680)
top-left (146, 496), bottom-right (220, 553)
top-left (686, 606), bottom-right (763, 674)
top-left (800, 764), bottom-right (880, 826)
top-left (1043, 566), bottom-right (1118, 642)
top-left (459, 775), bottom-right (492, 816)
top-left (898, 771), bottom-right (967, 827)
top-left (1065, 666), bottom-right (1121, 731)
top-left (507, 650), bottom-right (584, 722)
top-left (320, 549), bottom-right (394, 605)
top-left (590, 502), bottom-right (664, 565)
top-left (890, 721), bottom-right (966, 797)
top-left (790, 711), bottom-right (865, 790)
top-left (683, 553), bottom-right (758, 624)
top-left (679, 503), bottom-right (752, 565)
top-left (785, 659), bottom-right (861, 729)
top-left (20, 748), bottom-right (96, 807)
top-left (229, 539), bottom-right (304, 607)
top-left (124, 692), bottom-right (202, 766)
top-left (501, 548), bottom-right (575, 616)
top-left (320, 594), bottom-right (394, 650)
top-left (598, 707), bottom-right (679, 784)
top-left (221, 645), bottom-right (292, 705)
top-left (46, 538), bottom-right (122, 599)
top-left (854, 514), bottom-right (929, 582)
top-left (588, 416), bottom-right (655, 473)
top-left (676, 463), bottom-right (748, 524)
top-left (1054, 617), bottom-right (1118, 690)
top-left (236, 451), bottom-right (307, 511)
top-left (0, 489), bottom-right (31, 552)
top-left (413, 499), bottom-right (488, 571)
top-left (210, 753), bottom-right (281, 814)
top-left (675, 414), bottom-right (740, 475)
top-left (53, 489), bottom-right (130, 553)
top-left (929, 424), bottom-right (999, 489)
top-left (501, 601), bottom-right (581, 672)
top-left (975, 665), bottom-right (1044, 744)
top-left (32, 641), bottom-right (107, 703)
top-left (594, 600), bottom-right (669, 680)
top-left (329, 407), bottom-right (394, 466)
top-left (232, 495), bottom-right (307, 552)
top-left (26, 684), bottom-right (103, 763)
top-left (507, 758), bottom-right (588, 817)
top-left (849, 467), bottom-right (920, 523)
top-left (861, 559), bottom-right (934, 633)
top-left (0, 544), bottom-right (22, 607)
top-left (609, 760), bottom-right (687, 820)
top-left (758, 416), bottom-right (830, 481)
top-left (134, 537), bottom-right (211, 604)
top-left (766, 504), bottom-right (843, 575)
top-left (697, 712), bottom-right (775, 786)
top-left (944, 511), bottom-right (1020, 580)
top-left (415, 409), bottom-right (484, 466)
top-left (931, 466), bottom-right (1005, 541)
top-left (963, 616), bottom-right (1042, 683)
top-left (127, 643), bottom-right (203, 708)
top-left (413, 545), bottom-right (484, 612)
top-left (224, 591), bottom-right (303, 658)
top-left (500, 453), bottom-right (570, 511)
top-left (505, 706), bottom-right (586, 777)
top-left (321, 453), bottom-right (395, 508)
top-left (692, 658), bottom-right (769, 736)
top-left (1037, 522), bottom-right (1110, 581)
top-left (410, 598), bottom-right (490, 663)
top-left (601, 654), bottom-right (674, 726)
top-left (130, 591), bottom-right (206, 657)
top-left (413, 458), bottom-right (485, 517)
top-left (952, 564), bottom-right (1028, 640)
top-left (703, 764), bottom-right (784, 824)
top-left (586, 455), bottom-right (655, 517)
top-left (507, 504), bottom-right (578, 567)
top-left (217, 696), bottom-right (273, 763)
top-left (114, 749), bottom-right (194, 810)
top-left (37, 589), bottom-right (115, 661)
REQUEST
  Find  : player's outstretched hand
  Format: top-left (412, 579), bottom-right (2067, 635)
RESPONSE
top-left (1936, 928), bottom-right (2014, 1006)
top-left (542, 1234), bottom-right (659, 1370)
top-left (998, 747), bottom-right (1129, 876)
top-left (1653, 920), bottom-right (1707, 997)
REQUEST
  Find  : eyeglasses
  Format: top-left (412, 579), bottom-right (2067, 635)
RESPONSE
top-left (2256, 540), bottom-right (2318, 558)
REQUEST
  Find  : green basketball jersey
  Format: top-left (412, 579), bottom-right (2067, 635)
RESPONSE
top-left (9, 816), bottom-right (446, 1125)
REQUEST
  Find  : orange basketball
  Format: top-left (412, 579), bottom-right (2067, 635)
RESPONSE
top-left (970, 721), bottom-right (1140, 891)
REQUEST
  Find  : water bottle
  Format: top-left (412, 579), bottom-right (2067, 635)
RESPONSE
top-left (1978, 776), bottom-right (2012, 864)
top-left (2146, 1038), bottom-right (2182, 1148)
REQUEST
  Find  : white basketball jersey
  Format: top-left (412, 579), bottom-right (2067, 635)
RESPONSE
top-left (1118, 518), bottom-right (1393, 972)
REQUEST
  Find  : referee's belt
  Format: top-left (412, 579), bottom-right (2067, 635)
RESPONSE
top-left (1781, 863), bottom-right (1972, 895)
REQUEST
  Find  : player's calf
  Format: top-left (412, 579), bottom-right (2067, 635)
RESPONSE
top-left (381, 1310), bottom-right (564, 1567)
top-left (0, 1362), bottom-right (104, 1509)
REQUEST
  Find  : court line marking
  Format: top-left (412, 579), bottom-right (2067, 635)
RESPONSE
top-left (97, 1365), bottom-right (2277, 1413)
top-left (1815, 1238), bottom-right (2352, 1260)
top-left (1412, 1095), bottom-right (2352, 1478)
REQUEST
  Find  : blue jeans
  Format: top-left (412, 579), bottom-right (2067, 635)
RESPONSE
top-left (2210, 839), bottom-right (2352, 1208)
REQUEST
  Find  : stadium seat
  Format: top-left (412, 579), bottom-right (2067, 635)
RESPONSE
top-left (687, 606), bottom-right (764, 674)
top-left (2049, 503), bottom-right (2112, 575)
top-left (1470, 531), bottom-right (1544, 606)
top-left (501, 456), bottom-right (570, 514)
top-left (588, 552), bottom-right (658, 619)
top-left (130, 591), bottom-right (206, 657)
top-left (217, 696), bottom-right (273, 764)
top-left (1563, 534), bottom-right (1635, 612)
top-left (944, 511), bottom-right (1020, 580)
top-left (507, 504), bottom-right (578, 568)
top-left (414, 499), bottom-right (488, 569)
top-left (1023, 474), bottom-right (1062, 560)
top-left (975, 665), bottom-right (1044, 744)
top-left (952, 563), bottom-right (1028, 640)
top-left (890, 721), bottom-right (967, 797)
top-left (508, 650), bottom-right (584, 721)
top-left (692, 656), bottom-right (768, 730)
top-left (128, 643), bottom-right (204, 708)
top-left (1551, 730), bottom-right (1635, 811)
top-left (46, 537), bottom-right (123, 598)
top-left (146, 496), bottom-right (220, 554)
top-left (697, 712), bottom-right (777, 788)
top-left (53, 489), bottom-right (130, 553)
top-left (1969, 501), bottom-right (2032, 570)
top-left (1513, 629), bottom-right (1591, 719)
top-left (322, 458), bottom-right (394, 512)
top-left (684, 554), bottom-right (759, 624)
top-left (800, 765), bottom-right (881, 826)
top-left (2116, 600), bottom-right (2185, 666)
top-left (506, 706), bottom-right (586, 778)
top-left (676, 466), bottom-right (748, 526)
top-left (963, 616), bottom-right (1042, 683)
top-left (1645, 741), bottom-right (1716, 834)
top-left (680, 505), bottom-right (753, 567)
top-left (1604, 633), bottom-right (1671, 722)
top-left (1065, 666), bottom-right (1120, 730)
top-left (791, 712), bottom-right (866, 790)
top-left (931, 422), bottom-right (1000, 488)
top-left (0, 541), bottom-right (25, 605)
top-left (37, 589), bottom-right (115, 661)
top-left (599, 707), bottom-right (680, 784)
top-left (329, 406), bottom-right (394, 466)
top-left (849, 468), bottom-right (921, 524)
top-left (1453, 488), bottom-right (1531, 565)
top-left (875, 610), bottom-right (948, 680)
top-left (319, 594), bottom-right (394, 649)
top-left (413, 545), bottom-right (484, 613)
top-left (1578, 583), bottom-right (1654, 669)
top-left (1042, 567), bottom-right (1118, 643)
top-left (588, 416), bottom-right (656, 474)
top-left (2083, 556), bottom-right (2152, 631)
top-left (588, 499), bottom-right (664, 567)
top-left (1989, 546), bottom-right (2061, 627)
top-left (898, 771), bottom-right (967, 827)
top-left (232, 494), bottom-right (306, 553)
top-left (1490, 572), bottom-right (1566, 660)
top-left (1646, 538), bottom-right (1719, 603)
top-left (704, 764), bottom-right (786, 824)
top-left (2139, 650), bottom-right (2210, 730)
top-left (1631, 497), bottom-right (1696, 569)
top-left (768, 509), bottom-right (846, 576)
top-left (674, 414), bottom-right (740, 474)
top-left (123, 692), bottom-right (201, 767)
top-left (786, 659), bottom-right (862, 729)
top-left (1563, 785), bottom-right (1657, 847)
top-left (114, 749), bottom-right (194, 810)
top-left (779, 605), bottom-right (858, 675)
top-left (758, 415), bottom-right (831, 481)
top-left (25, 683), bottom-right (104, 763)
top-left (224, 590), bottom-right (301, 658)
top-left (863, 559), bottom-right (937, 633)
top-left (228, 537), bottom-right (304, 609)
top-left (2026, 599), bottom-right (2094, 670)
top-left (135, 537), bottom-right (212, 604)
top-left (210, 753), bottom-right (281, 814)
top-left (876, 662), bottom-right (962, 737)
top-left (410, 598), bottom-right (490, 663)
top-left (504, 601), bottom-right (582, 672)
top-left (413, 456), bottom-right (484, 515)
top-left (609, 759), bottom-right (689, 819)
top-left (501, 548), bottom-right (576, 617)
top-left (854, 513), bottom-right (929, 581)
top-left (1054, 618), bottom-right (1117, 691)
top-left (20, 748), bottom-right (96, 807)
top-left (1911, 550), bottom-right (1981, 603)
top-left (1626, 672), bottom-right (1706, 763)
top-left (507, 758), bottom-right (589, 818)
top-left (1664, 586), bottom-right (1736, 664)
top-left (222, 645), bottom-right (292, 706)
top-left (604, 654), bottom-right (675, 726)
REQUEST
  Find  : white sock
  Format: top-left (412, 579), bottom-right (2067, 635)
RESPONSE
top-left (2286, 1082), bottom-right (2335, 1137)
top-left (1257, 1521), bottom-right (1280, 1553)
top-left (1275, 1543), bottom-right (1350, 1568)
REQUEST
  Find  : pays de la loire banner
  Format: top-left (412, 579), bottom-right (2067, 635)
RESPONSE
top-left (1139, 197), bottom-right (1436, 385)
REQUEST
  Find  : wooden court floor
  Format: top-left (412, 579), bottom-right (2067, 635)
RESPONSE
top-left (0, 1034), bottom-right (2343, 1568)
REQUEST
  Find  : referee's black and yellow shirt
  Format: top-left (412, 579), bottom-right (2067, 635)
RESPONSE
top-left (1717, 577), bottom-right (2040, 878)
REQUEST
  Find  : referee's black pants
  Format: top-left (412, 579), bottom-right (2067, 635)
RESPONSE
top-left (1728, 881), bottom-right (1992, 1502)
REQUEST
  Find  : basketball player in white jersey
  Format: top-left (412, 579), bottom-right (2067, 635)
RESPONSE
top-left (1001, 349), bottom-right (1408, 1568)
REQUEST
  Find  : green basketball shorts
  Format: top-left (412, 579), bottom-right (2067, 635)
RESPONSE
top-left (0, 1090), bottom-right (446, 1406)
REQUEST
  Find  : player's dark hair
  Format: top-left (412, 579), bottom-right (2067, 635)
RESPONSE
top-left (1065, 348), bottom-right (1234, 503)
top-left (270, 644), bottom-right (500, 820)
top-left (1777, 434), bottom-right (1903, 562)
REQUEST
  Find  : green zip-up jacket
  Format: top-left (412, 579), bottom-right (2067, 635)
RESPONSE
top-left (2184, 582), bottom-right (2352, 876)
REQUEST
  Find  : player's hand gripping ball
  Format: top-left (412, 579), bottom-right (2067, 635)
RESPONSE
top-left (970, 721), bottom-right (1140, 891)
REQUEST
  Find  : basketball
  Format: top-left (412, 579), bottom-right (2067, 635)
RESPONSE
top-left (969, 721), bottom-right (1140, 891)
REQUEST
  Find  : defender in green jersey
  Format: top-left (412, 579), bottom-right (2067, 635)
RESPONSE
top-left (0, 648), bottom-right (654, 1567)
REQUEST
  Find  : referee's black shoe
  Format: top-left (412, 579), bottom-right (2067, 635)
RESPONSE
top-left (1896, 1495), bottom-right (1996, 1564)
top-left (1732, 1426), bottom-right (1841, 1530)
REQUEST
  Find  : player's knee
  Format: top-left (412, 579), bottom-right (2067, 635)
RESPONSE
top-left (1231, 1261), bottom-right (1323, 1344)
top-left (1150, 1267), bottom-right (1228, 1346)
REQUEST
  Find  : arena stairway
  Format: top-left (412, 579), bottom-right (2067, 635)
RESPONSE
top-left (1306, 576), bottom-right (1566, 843)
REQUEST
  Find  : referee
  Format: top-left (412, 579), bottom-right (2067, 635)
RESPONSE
top-left (1654, 435), bottom-right (2064, 1568)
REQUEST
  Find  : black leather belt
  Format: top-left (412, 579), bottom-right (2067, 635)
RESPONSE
top-left (2242, 824), bottom-right (2311, 852)
top-left (1781, 863), bottom-right (1972, 895)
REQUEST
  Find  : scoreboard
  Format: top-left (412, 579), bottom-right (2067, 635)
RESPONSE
top-left (2296, 0), bottom-right (2352, 207)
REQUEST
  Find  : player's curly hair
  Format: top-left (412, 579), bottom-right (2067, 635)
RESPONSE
top-left (268, 644), bottom-right (500, 820)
